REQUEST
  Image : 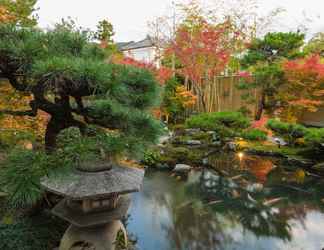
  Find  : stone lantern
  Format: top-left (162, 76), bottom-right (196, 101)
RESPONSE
top-left (41, 164), bottom-right (144, 250)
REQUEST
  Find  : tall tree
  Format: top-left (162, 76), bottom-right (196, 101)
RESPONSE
top-left (240, 32), bottom-right (305, 120)
top-left (0, 0), bottom-right (38, 26)
top-left (166, 2), bottom-right (241, 111)
top-left (304, 32), bottom-right (324, 57)
top-left (279, 55), bottom-right (324, 120)
top-left (95, 19), bottom-right (115, 48)
top-left (0, 24), bottom-right (162, 152)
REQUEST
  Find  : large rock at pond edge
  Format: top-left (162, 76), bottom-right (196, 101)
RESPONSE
top-left (185, 128), bottom-right (201, 135)
top-left (173, 164), bottom-right (192, 173)
top-left (158, 133), bottom-right (173, 145)
top-left (185, 140), bottom-right (202, 146)
top-left (223, 142), bottom-right (237, 151)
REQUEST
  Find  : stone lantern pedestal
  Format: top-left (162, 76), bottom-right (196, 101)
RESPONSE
top-left (41, 165), bottom-right (144, 250)
top-left (60, 221), bottom-right (127, 250)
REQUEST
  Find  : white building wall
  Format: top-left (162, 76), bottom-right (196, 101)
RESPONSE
top-left (123, 47), bottom-right (161, 68)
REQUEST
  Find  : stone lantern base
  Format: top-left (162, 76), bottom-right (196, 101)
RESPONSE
top-left (59, 220), bottom-right (127, 250)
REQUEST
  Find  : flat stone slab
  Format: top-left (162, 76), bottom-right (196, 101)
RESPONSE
top-left (41, 165), bottom-right (144, 200)
top-left (52, 195), bottom-right (131, 228)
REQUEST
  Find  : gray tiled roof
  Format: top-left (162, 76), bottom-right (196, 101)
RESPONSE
top-left (116, 41), bottom-right (134, 50)
top-left (118, 36), bottom-right (155, 51)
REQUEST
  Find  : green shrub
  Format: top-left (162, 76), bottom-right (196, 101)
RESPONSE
top-left (242, 129), bottom-right (268, 141)
top-left (142, 149), bottom-right (161, 166)
top-left (266, 119), bottom-right (307, 145)
top-left (0, 146), bottom-right (74, 208)
top-left (0, 130), bottom-right (36, 150)
top-left (185, 112), bottom-right (250, 138)
top-left (0, 149), bottom-right (50, 208)
top-left (0, 214), bottom-right (67, 250)
top-left (186, 112), bottom-right (250, 130)
top-left (304, 128), bottom-right (324, 151)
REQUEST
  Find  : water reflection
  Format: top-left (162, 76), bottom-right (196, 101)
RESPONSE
top-left (127, 155), bottom-right (324, 250)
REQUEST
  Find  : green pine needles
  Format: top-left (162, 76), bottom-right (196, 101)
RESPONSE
top-left (0, 23), bottom-right (163, 207)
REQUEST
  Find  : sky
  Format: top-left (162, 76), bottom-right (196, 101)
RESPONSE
top-left (36, 0), bottom-right (324, 42)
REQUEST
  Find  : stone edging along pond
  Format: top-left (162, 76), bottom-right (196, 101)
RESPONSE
top-left (144, 127), bottom-right (324, 176)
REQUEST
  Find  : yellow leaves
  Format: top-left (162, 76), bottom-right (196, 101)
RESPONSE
top-left (293, 169), bottom-right (306, 184)
top-left (174, 86), bottom-right (197, 108)
top-left (0, 81), bottom-right (48, 139)
top-left (0, 5), bottom-right (16, 23)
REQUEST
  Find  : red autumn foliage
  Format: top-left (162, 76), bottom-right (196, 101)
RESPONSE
top-left (166, 20), bottom-right (232, 86)
top-left (282, 55), bottom-right (324, 113)
top-left (115, 57), bottom-right (172, 85)
top-left (251, 116), bottom-right (269, 129)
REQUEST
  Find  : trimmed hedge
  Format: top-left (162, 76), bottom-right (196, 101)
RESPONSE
top-left (186, 112), bottom-right (250, 131)
top-left (242, 129), bottom-right (268, 141)
top-left (266, 119), bottom-right (307, 145)
top-left (305, 128), bottom-right (324, 151)
top-left (185, 112), bottom-right (250, 138)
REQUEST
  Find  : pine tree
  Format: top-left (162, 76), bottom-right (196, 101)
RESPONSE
top-left (0, 23), bottom-right (162, 155)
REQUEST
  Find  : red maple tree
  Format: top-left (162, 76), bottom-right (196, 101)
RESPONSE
top-left (281, 55), bottom-right (324, 117)
top-left (166, 17), bottom-right (241, 111)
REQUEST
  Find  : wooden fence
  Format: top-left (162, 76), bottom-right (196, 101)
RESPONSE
top-left (188, 75), bottom-right (260, 116)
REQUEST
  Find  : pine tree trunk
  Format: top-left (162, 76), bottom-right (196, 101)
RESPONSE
top-left (255, 91), bottom-right (265, 121)
top-left (45, 116), bottom-right (87, 152)
top-left (45, 117), bottom-right (63, 152)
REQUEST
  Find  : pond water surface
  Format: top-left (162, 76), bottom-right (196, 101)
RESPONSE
top-left (126, 153), bottom-right (324, 250)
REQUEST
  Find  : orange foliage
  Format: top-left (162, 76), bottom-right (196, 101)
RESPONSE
top-left (0, 81), bottom-right (48, 139)
top-left (282, 55), bottom-right (324, 113)
top-left (174, 86), bottom-right (197, 108)
top-left (242, 156), bottom-right (274, 183)
top-left (0, 5), bottom-right (15, 23)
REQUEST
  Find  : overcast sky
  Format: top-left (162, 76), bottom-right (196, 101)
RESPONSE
top-left (36, 0), bottom-right (324, 42)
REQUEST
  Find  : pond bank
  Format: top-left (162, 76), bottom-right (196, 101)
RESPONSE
top-left (143, 127), bottom-right (324, 176)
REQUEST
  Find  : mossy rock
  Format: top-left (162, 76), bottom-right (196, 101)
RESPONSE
top-left (170, 124), bottom-right (186, 136)
top-left (160, 145), bottom-right (205, 166)
top-left (190, 131), bottom-right (212, 142)
top-left (171, 135), bottom-right (192, 145)
top-left (312, 162), bottom-right (324, 174)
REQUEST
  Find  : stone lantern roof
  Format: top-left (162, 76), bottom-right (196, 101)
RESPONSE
top-left (41, 165), bottom-right (145, 200)
top-left (41, 165), bottom-right (145, 227)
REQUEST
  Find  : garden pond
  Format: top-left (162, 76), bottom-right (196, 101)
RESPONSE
top-left (126, 152), bottom-right (324, 250)
top-left (2, 152), bottom-right (324, 250)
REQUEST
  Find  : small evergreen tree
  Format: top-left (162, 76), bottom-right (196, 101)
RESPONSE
top-left (0, 23), bottom-right (162, 154)
top-left (240, 32), bottom-right (305, 120)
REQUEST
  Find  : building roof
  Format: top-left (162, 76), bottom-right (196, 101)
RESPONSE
top-left (116, 41), bottom-right (134, 50)
top-left (41, 165), bottom-right (145, 200)
top-left (118, 36), bottom-right (155, 51)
